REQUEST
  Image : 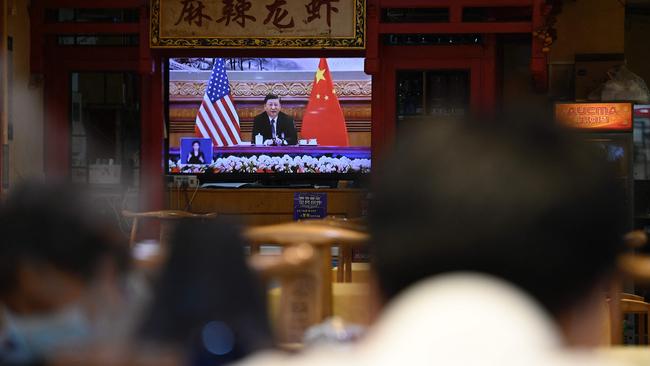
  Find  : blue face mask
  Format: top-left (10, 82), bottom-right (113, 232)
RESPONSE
top-left (1, 305), bottom-right (91, 363)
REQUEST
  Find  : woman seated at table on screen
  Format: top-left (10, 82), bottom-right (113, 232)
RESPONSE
top-left (187, 140), bottom-right (205, 164)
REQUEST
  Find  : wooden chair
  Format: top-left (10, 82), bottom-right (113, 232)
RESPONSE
top-left (298, 216), bottom-right (367, 232)
top-left (249, 243), bottom-right (317, 345)
top-left (621, 298), bottom-right (650, 344)
top-left (122, 210), bottom-right (217, 248)
top-left (608, 230), bottom-right (650, 344)
top-left (605, 296), bottom-right (650, 345)
top-left (243, 222), bottom-right (369, 323)
top-left (622, 293), bottom-right (645, 302)
top-left (297, 216), bottom-right (368, 283)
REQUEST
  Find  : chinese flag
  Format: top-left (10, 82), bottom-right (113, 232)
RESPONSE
top-left (300, 58), bottom-right (349, 146)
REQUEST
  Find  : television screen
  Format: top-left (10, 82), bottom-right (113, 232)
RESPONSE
top-left (166, 57), bottom-right (371, 178)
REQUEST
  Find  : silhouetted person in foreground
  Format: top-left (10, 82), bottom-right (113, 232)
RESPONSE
top-left (0, 182), bottom-right (130, 366)
top-left (238, 113), bottom-right (628, 366)
top-left (139, 219), bottom-right (273, 366)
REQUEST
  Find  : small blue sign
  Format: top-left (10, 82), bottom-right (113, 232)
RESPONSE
top-left (294, 192), bottom-right (328, 220)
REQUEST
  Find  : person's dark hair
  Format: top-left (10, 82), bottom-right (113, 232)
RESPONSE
top-left (370, 113), bottom-right (626, 316)
top-left (0, 182), bottom-right (130, 297)
top-left (192, 140), bottom-right (201, 147)
top-left (139, 218), bottom-right (272, 364)
top-left (263, 94), bottom-right (280, 104)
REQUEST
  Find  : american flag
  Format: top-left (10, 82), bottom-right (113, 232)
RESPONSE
top-left (195, 58), bottom-right (241, 146)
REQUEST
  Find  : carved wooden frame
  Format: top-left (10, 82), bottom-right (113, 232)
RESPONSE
top-left (150, 0), bottom-right (366, 49)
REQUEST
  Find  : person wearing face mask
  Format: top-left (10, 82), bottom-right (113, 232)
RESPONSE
top-left (0, 182), bottom-right (131, 366)
top-left (251, 94), bottom-right (298, 146)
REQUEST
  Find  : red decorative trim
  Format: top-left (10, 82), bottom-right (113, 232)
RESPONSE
top-left (37, 0), bottom-right (145, 8)
top-left (379, 0), bottom-right (535, 6)
top-left (365, 0), bottom-right (380, 76)
top-left (530, 0), bottom-right (564, 92)
top-left (379, 22), bottom-right (533, 34)
top-left (29, 2), bottom-right (45, 74)
top-left (41, 23), bottom-right (140, 34)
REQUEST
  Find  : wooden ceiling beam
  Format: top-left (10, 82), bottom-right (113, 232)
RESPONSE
top-left (379, 22), bottom-right (533, 34)
top-left (41, 22), bottom-right (140, 34)
top-left (379, 0), bottom-right (535, 8)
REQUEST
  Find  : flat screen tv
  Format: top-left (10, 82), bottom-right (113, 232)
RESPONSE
top-left (165, 57), bottom-right (371, 183)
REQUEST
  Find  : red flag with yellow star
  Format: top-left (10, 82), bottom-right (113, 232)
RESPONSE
top-left (300, 58), bottom-right (349, 146)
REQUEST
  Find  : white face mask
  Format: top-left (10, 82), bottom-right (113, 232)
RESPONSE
top-left (1, 304), bottom-right (91, 363)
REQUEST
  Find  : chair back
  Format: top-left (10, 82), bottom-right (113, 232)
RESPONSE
top-left (249, 243), bottom-right (318, 345)
top-left (607, 230), bottom-right (649, 344)
top-left (298, 217), bottom-right (368, 282)
top-left (122, 210), bottom-right (217, 247)
top-left (243, 222), bottom-right (368, 332)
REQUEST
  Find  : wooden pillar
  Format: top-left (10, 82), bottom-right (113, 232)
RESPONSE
top-left (0, 0), bottom-right (6, 193)
top-left (365, 0), bottom-right (382, 160)
top-left (482, 34), bottom-right (497, 115)
top-left (450, 3), bottom-right (462, 24)
top-left (29, 0), bottom-right (44, 75)
top-left (530, 0), bottom-right (548, 92)
top-left (139, 2), bottom-right (164, 212)
top-left (317, 244), bottom-right (333, 318)
top-left (139, 55), bottom-right (164, 212)
top-left (609, 279), bottom-right (623, 344)
top-left (43, 36), bottom-right (69, 179)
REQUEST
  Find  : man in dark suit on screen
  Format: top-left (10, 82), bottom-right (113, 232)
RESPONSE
top-left (251, 94), bottom-right (298, 146)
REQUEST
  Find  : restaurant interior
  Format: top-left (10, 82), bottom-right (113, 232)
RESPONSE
top-left (2, 0), bottom-right (650, 365)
